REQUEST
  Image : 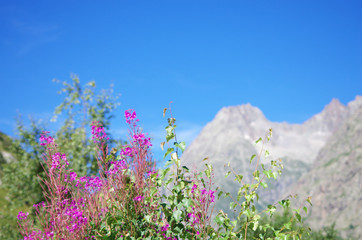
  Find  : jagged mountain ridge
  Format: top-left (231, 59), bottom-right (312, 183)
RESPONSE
top-left (179, 96), bottom-right (362, 220)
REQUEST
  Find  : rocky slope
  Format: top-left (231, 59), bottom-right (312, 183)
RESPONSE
top-left (291, 104), bottom-right (362, 239)
top-left (179, 96), bottom-right (362, 222)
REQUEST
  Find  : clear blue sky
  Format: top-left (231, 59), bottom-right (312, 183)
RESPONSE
top-left (0, 1), bottom-right (361, 165)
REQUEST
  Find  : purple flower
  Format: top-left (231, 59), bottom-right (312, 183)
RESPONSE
top-left (91, 122), bottom-right (109, 143)
top-left (17, 211), bottom-right (29, 220)
top-left (133, 195), bottom-right (144, 202)
top-left (69, 172), bottom-right (77, 181)
top-left (191, 184), bottom-right (198, 193)
top-left (125, 109), bottom-right (137, 124)
top-left (39, 132), bottom-right (54, 146)
top-left (120, 147), bottom-right (133, 157)
top-left (209, 190), bottom-right (215, 203)
top-left (161, 223), bottom-right (169, 232)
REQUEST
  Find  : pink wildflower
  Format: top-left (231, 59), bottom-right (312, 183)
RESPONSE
top-left (125, 109), bottom-right (137, 124)
top-left (39, 132), bottom-right (54, 146)
top-left (17, 211), bottom-right (29, 220)
top-left (133, 195), bottom-right (144, 202)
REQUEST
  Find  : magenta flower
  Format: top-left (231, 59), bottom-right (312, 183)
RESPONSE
top-left (209, 190), bottom-right (215, 203)
top-left (147, 170), bottom-right (158, 177)
top-left (69, 171), bottom-right (77, 181)
top-left (91, 121), bottom-right (109, 143)
top-left (106, 160), bottom-right (127, 175)
top-left (17, 211), bottom-right (29, 220)
top-left (191, 184), bottom-right (198, 193)
top-left (33, 201), bottom-right (45, 209)
top-left (161, 223), bottom-right (169, 232)
top-left (133, 195), bottom-right (144, 202)
top-left (39, 132), bottom-right (54, 146)
top-left (125, 109), bottom-right (137, 124)
top-left (120, 147), bottom-right (133, 157)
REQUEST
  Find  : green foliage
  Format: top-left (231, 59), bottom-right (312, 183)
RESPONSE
top-left (237, 209), bottom-right (345, 240)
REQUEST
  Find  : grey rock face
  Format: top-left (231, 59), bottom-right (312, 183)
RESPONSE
top-left (292, 105), bottom-right (362, 239)
top-left (178, 96), bottom-right (362, 229)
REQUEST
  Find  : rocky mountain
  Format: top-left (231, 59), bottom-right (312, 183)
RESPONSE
top-left (179, 96), bottom-right (362, 226)
top-left (291, 104), bottom-right (362, 239)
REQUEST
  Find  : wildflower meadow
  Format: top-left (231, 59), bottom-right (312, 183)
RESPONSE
top-left (16, 106), bottom-right (312, 240)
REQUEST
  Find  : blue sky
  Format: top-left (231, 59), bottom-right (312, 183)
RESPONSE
top-left (0, 1), bottom-right (361, 166)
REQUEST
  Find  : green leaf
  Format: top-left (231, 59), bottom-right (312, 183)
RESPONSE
top-left (235, 174), bottom-right (243, 183)
top-left (303, 206), bottom-right (308, 214)
top-left (231, 220), bottom-right (237, 227)
top-left (225, 171), bottom-right (231, 178)
top-left (218, 191), bottom-right (224, 199)
top-left (182, 166), bottom-right (189, 171)
top-left (173, 209), bottom-right (182, 222)
top-left (250, 154), bottom-right (256, 163)
top-left (215, 215), bottom-right (225, 225)
top-left (181, 198), bottom-right (192, 209)
top-left (307, 196), bottom-right (312, 206)
top-left (265, 150), bottom-right (269, 157)
top-left (284, 222), bottom-right (292, 230)
top-left (174, 141), bottom-right (186, 153)
top-left (166, 133), bottom-right (175, 142)
top-left (205, 163), bottom-right (212, 179)
top-left (165, 125), bottom-right (175, 134)
top-left (163, 147), bottom-right (174, 159)
top-left (230, 202), bottom-right (237, 209)
top-left (255, 137), bottom-right (262, 144)
top-left (252, 221), bottom-right (259, 231)
top-left (263, 170), bottom-right (272, 179)
top-left (295, 212), bottom-right (302, 222)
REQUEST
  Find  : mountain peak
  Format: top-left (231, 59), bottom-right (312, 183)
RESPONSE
top-left (347, 95), bottom-right (362, 113)
top-left (325, 98), bottom-right (344, 110)
top-left (304, 98), bottom-right (348, 132)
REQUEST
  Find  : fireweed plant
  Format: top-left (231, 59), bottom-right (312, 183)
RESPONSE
top-left (17, 108), bottom-right (311, 240)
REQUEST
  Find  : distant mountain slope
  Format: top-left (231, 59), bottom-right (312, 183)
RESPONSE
top-left (179, 96), bottom-right (362, 218)
top-left (291, 105), bottom-right (362, 239)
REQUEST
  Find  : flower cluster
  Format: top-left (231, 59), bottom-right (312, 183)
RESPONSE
top-left (120, 147), bottom-right (133, 158)
top-left (64, 206), bottom-right (88, 233)
top-left (50, 152), bottom-right (69, 170)
top-left (23, 230), bottom-right (54, 240)
top-left (40, 132), bottom-right (54, 146)
top-left (125, 109), bottom-right (137, 124)
top-left (187, 182), bottom-right (216, 227)
top-left (20, 109), bottom-right (219, 240)
top-left (91, 121), bottom-right (109, 143)
top-left (106, 160), bottom-right (127, 175)
top-left (75, 176), bottom-right (104, 192)
top-left (133, 133), bottom-right (152, 148)
top-left (48, 198), bottom-right (88, 235)
top-left (191, 183), bottom-right (215, 203)
top-left (157, 224), bottom-right (177, 240)
top-left (17, 211), bottom-right (29, 220)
